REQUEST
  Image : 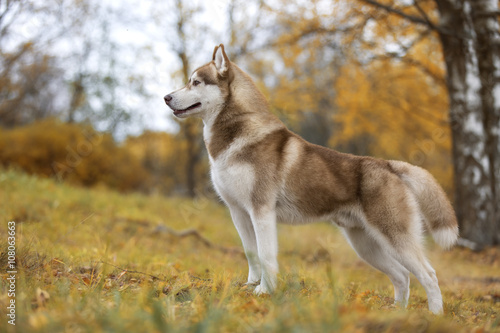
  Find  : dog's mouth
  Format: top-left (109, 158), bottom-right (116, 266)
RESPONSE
top-left (173, 102), bottom-right (202, 116)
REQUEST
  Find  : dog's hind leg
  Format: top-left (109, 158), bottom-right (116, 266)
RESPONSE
top-left (367, 199), bottom-right (443, 314)
top-left (343, 227), bottom-right (410, 308)
top-left (228, 204), bottom-right (261, 284)
top-left (363, 209), bottom-right (443, 313)
top-left (390, 239), bottom-right (443, 314)
top-left (361, 172), bottom-right (444, 314)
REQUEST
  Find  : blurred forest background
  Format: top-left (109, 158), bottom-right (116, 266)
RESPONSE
top-left (0, 0), bottom-right (499, 247)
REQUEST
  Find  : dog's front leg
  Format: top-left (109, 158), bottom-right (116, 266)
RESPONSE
top-left (228, 205), bottom-right (261, 284)
top-left (251, 209), bottom-right (279, 295)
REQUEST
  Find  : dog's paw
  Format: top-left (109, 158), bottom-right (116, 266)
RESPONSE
top-left (428, 299), bottom-right (443, 315)
top-left (245, 279), bottom-right (260, 286)
top-left (253, 284), bottom-right (270, 295)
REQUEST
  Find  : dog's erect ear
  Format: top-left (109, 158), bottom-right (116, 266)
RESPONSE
top-left (213, 44), bottom-right (229, 76)
top-left (212, 45), bottom-right (219, 61)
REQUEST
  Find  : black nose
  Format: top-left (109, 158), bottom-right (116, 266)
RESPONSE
top-left (164, 95), bottom-right (172, 103)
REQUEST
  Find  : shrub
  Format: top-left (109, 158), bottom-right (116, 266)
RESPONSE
top-left (0, 119), bottom-right (150, 192)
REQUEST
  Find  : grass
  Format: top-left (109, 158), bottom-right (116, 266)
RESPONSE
top-left (0, 168), bottom-right (499, 332)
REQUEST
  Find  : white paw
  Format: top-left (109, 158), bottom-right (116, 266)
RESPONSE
top-left (428, 299), bottom-right (443, 315)
top-left (246, 271), bottom-right (261, 285)
top-left (253, 284), bottom-right (270, 295)
top-left (393, 299), bottom-right (408, 309)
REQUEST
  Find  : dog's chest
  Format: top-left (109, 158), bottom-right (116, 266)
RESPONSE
top-left (209, 156), bottom-right (256, 207)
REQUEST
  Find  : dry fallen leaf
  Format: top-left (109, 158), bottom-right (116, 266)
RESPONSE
top-left (117, 270), bottom-right (127, 279)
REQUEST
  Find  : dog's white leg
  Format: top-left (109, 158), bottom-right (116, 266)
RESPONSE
top-left (250, 209), bottom-right (279, 295)
top-left (228, 204), bottom-right (261, 284)
top-left (342, 227), bottom-right (410, 308)
top-left (393, 248), bottom-right (443, 314)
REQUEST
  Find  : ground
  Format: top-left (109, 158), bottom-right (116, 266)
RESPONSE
top-left (0, 169), bottom-right (499, 332)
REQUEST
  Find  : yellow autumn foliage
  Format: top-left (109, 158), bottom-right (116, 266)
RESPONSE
top-left (0, 119), bottom-right (150, 191)
top-left (0, 119), bottom-right (208, 195)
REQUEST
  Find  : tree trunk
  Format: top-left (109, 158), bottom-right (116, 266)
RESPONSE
top-left (172, 0), bottom-right (204, 198)
top-left (436, 0), bottom-right (499, 246)
top-left (469, 0), bottom-right (500, 244)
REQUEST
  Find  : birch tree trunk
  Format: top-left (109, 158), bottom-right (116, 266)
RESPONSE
top-left (436, 0), bottom-right (499, 246)
top-left (469, 0), bottom-right (500, 244)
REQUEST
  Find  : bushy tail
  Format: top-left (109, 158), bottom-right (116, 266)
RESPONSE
top-left (390, 161), bottom-right (459, 249)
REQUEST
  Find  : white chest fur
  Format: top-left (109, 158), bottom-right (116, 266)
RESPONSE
top-left (209, 155), bottom-right (256, 210)
top-left (203, 117), bottom-right (283, 210)
top-left (203, 121), bottom-right (272, 210)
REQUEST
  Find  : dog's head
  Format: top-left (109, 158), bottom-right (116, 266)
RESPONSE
top-left (164, 44), bottom-right (231, 119)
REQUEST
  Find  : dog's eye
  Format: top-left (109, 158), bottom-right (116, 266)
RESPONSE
top-left (193, 80), bottom-right (201, 86)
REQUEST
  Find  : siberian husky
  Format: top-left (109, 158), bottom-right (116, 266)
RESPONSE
top-left (164, 44), bottom-right (458, 314)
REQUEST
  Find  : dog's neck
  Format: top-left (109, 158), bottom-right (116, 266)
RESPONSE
top-left (202, 64), bottom-right (282, 159)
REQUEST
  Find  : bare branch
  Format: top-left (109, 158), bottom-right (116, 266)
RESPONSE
top-left (360, 0), bottom-right (435, 28)
top-left (0, 0), bottom-right (23, 42)
top-left (397, 56), bottom-right (446, 87)
top-left (101, 261), bottom-right (212, 283)
top-left (270, 18), bottom-right (371, 49)
top-left (367, 50), bottom-right (445, 88)
top-left (357, 28), bottom-right (445, 88)
top-left (154, 224), bottom-right (244, 255)
top-left (360, 0), bottom-right (472, 39)
top-left (112, 216), bottom-right (244, 256)
top-left (413, 0), bottom-right (440, 31)
top-left (100, 261), bottom-right (167, 281)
